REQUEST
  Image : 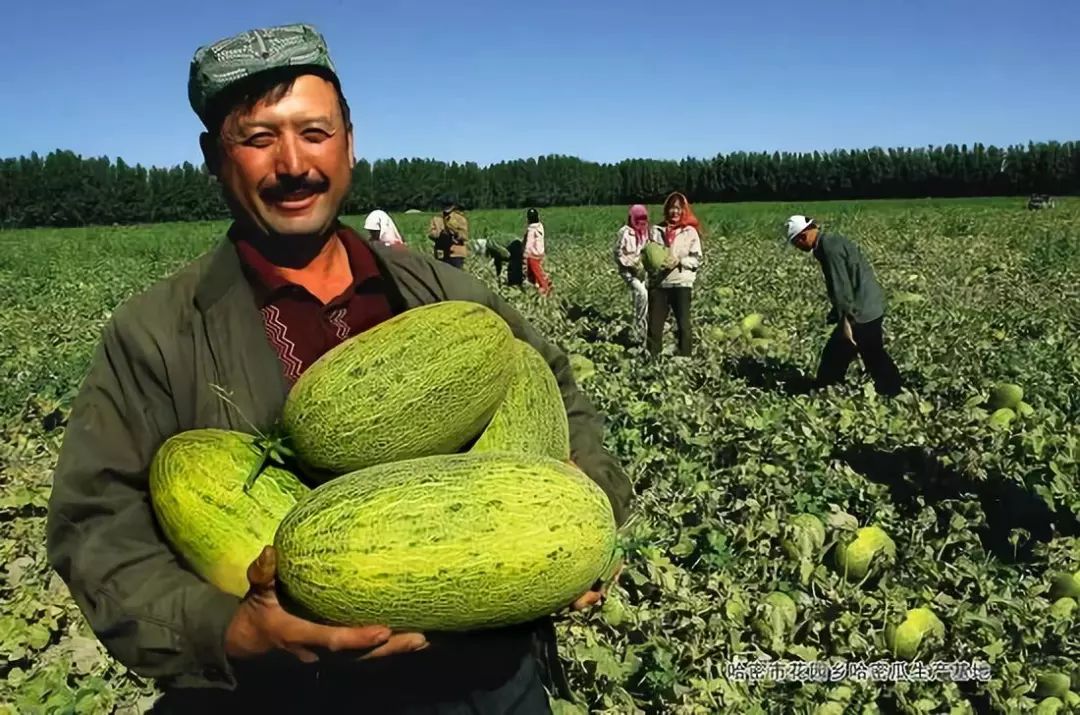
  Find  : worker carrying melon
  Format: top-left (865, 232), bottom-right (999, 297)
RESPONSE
top-left (428, 195), bottom-right (470, 269)
top-left (785, 215), bottom-right (903, 397)
top-left (45, 23), bottom-right (632, 714)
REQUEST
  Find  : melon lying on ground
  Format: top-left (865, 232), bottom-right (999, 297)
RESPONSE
top-left (274, 452), bottom-right (618, 632)
top-left (282, 301), bottom-right (514, 476)
top-left (834, 525), bottom-right (896, 582)
top-left (752, 591), bottom-right (798, 651)
top-left (1049, 572), bottom-right (1080, 600)
top-left (987, 382), bottom-right (1023, 411)
top-left (471, 339), bottom-right (570, 461)
top-left (149, 429), bottom-right (310, 597)
top-left (885, 607), bottom-right (945, 659)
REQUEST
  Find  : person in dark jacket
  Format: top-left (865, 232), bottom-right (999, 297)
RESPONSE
top-left (785, 215), bottom-right (903, 397)
top-left (45, 23), bottom-right (633, 714)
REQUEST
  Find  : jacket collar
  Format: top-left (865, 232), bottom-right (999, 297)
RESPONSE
top-left (193, 220), bottom-right (411, 315)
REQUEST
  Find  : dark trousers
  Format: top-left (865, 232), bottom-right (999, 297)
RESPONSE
top-left (815, 316), bottom-right (903, 396)
top-left (443, 256), bottom-right (465, 270)
top-left (150, 650), bottom-right (552, 714)
top-left (647, 286), bottom-right (692, 356)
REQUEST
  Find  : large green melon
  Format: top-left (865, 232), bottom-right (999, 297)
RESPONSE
top-left (471, 339), bottom-right (570, 460)
top-left (642, 243), bottom-right (669, 273)
top-left (282, 301), bottom-right (515, 476)
top-left (149, 429), bottom-right (309, 597)
top-left (273, 452), bottom-right (618, 632)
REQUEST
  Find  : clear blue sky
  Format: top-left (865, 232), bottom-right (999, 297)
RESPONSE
top-left (3, 0), bottom-right (1077, 169)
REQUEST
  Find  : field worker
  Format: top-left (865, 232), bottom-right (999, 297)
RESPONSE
top-left (506, 236), bottom-right (526, 287)
top-left (785, 215), bottom-right (903, 397)
top-left (613, 204), bottom-right (656, 342)
top-left (363, 208), bottom-right (405, 248)
top-left (427, 196), bottom-right (469, 268)
top-left (523, 208), bottom-right (552, 296)
top-left (45, 23), bottom-right (632, 714)
top-left (646, 192), bottom-right (702, 357)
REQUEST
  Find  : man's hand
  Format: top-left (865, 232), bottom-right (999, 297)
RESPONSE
top-left (225, 546), bottom-right (428, 664)
top-left (570, 561), bottom-right (624, 612)
top-left (842, 317), bottom-right (856, 346)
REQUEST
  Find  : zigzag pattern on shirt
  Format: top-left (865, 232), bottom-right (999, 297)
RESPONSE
top-left (328, 307), bottom-right (351, 341)
top-left (261, 305), bottom-right (304, 382)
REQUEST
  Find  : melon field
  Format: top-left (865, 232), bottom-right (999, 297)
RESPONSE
top-left (1, 197), bottom-right (1078, 714)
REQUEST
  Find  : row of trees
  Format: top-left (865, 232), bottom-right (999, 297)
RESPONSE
top-left (1, 141), bottom-right (1077, 228)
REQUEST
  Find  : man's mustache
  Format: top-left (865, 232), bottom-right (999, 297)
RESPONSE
top-left (260, 175), bottom-right (330, 202)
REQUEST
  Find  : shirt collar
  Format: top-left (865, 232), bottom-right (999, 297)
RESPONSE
top-left (232, 223), bottom-right (381, 307)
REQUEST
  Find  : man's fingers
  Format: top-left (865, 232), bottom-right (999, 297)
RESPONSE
top-left (323, 625), bottom-right (396, 652)
top-left (285, 644), bottom-right (320, 664)
top-left (358, 633), bottom-right (429, 660)
top-left (283, 619), bottom-right (393, 653)
top-left (246, 545), bottom-right (277, 590)
top-left (571, 591), bottom-right (603, 612)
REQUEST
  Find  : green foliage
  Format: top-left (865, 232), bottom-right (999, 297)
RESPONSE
top-left (1, 197), bottom-right (1079, 712)
top-left (4, 140), bottom-right (1080, 227)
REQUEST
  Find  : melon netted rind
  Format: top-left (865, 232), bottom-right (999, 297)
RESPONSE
top-left (471, 339), bottom-right (570, 461)
top-left (642, 243), bottom-right (668, 273)
top-left (282, 301), bottom-right (514, 476)
top-left (273, 452), bottom-right (618, 632)
top-left (149, 429), bottom-right (310, 597)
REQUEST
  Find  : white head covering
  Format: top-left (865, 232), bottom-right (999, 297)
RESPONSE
top-left (363, 210), bottom-right (404, 245)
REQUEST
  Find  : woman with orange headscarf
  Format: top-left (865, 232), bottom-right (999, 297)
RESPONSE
top-left (613, 204), bottom-right (659, 343)
top-left (646, 192), bottom-right (703, 357)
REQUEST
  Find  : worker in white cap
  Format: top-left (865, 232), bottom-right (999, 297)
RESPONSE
top-left (785, 215), bottom-right (903, 397)
top-left (363, 209), bottom-right (405, 248)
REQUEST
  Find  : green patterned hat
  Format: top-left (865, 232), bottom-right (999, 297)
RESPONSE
top-left (188, 23), bottom-right (337, 119)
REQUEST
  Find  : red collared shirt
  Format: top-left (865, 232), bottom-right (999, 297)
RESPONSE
top-left (234, 226), bottom-right (398, 386)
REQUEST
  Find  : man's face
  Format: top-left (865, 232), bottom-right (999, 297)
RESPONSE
top-left (792, 227), bottom-right (818, 252)
top-left (209, 74), bottom-right (354, 241)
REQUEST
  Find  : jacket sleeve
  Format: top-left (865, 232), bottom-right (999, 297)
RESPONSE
top-left (613, 228), bottom-right (636, 269)
top-left (679, 227), bottom-right (702, 270)
top-left (46, 314), bottom-right (243, 690)
top-left (524, 226), bottom-right (542, 258)
top-left (409, 257), bottom-right (634, 526)
top-left (824, 242), bottom-right (857, 320)
top-left (427, 216), bottom-right (441, 241)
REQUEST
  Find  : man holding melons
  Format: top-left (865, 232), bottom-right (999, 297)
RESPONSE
top-left (45, 24), bottom-right (632, 713)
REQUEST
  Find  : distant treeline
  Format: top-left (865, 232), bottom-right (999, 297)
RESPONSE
top-left (1, 141), bottom-right (1077, 228)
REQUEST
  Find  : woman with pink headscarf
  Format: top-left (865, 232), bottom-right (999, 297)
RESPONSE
top-left (613, 204), bottom-right (659, 343)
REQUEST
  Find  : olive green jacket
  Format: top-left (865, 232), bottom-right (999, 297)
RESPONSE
top-left (813, 232), bottom-right (886, 325)
top-left (45, 228), bottom-right (633, 693)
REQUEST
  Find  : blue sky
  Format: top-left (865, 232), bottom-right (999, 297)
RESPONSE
top-left (3, 0), bottom-right (1077, 169)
